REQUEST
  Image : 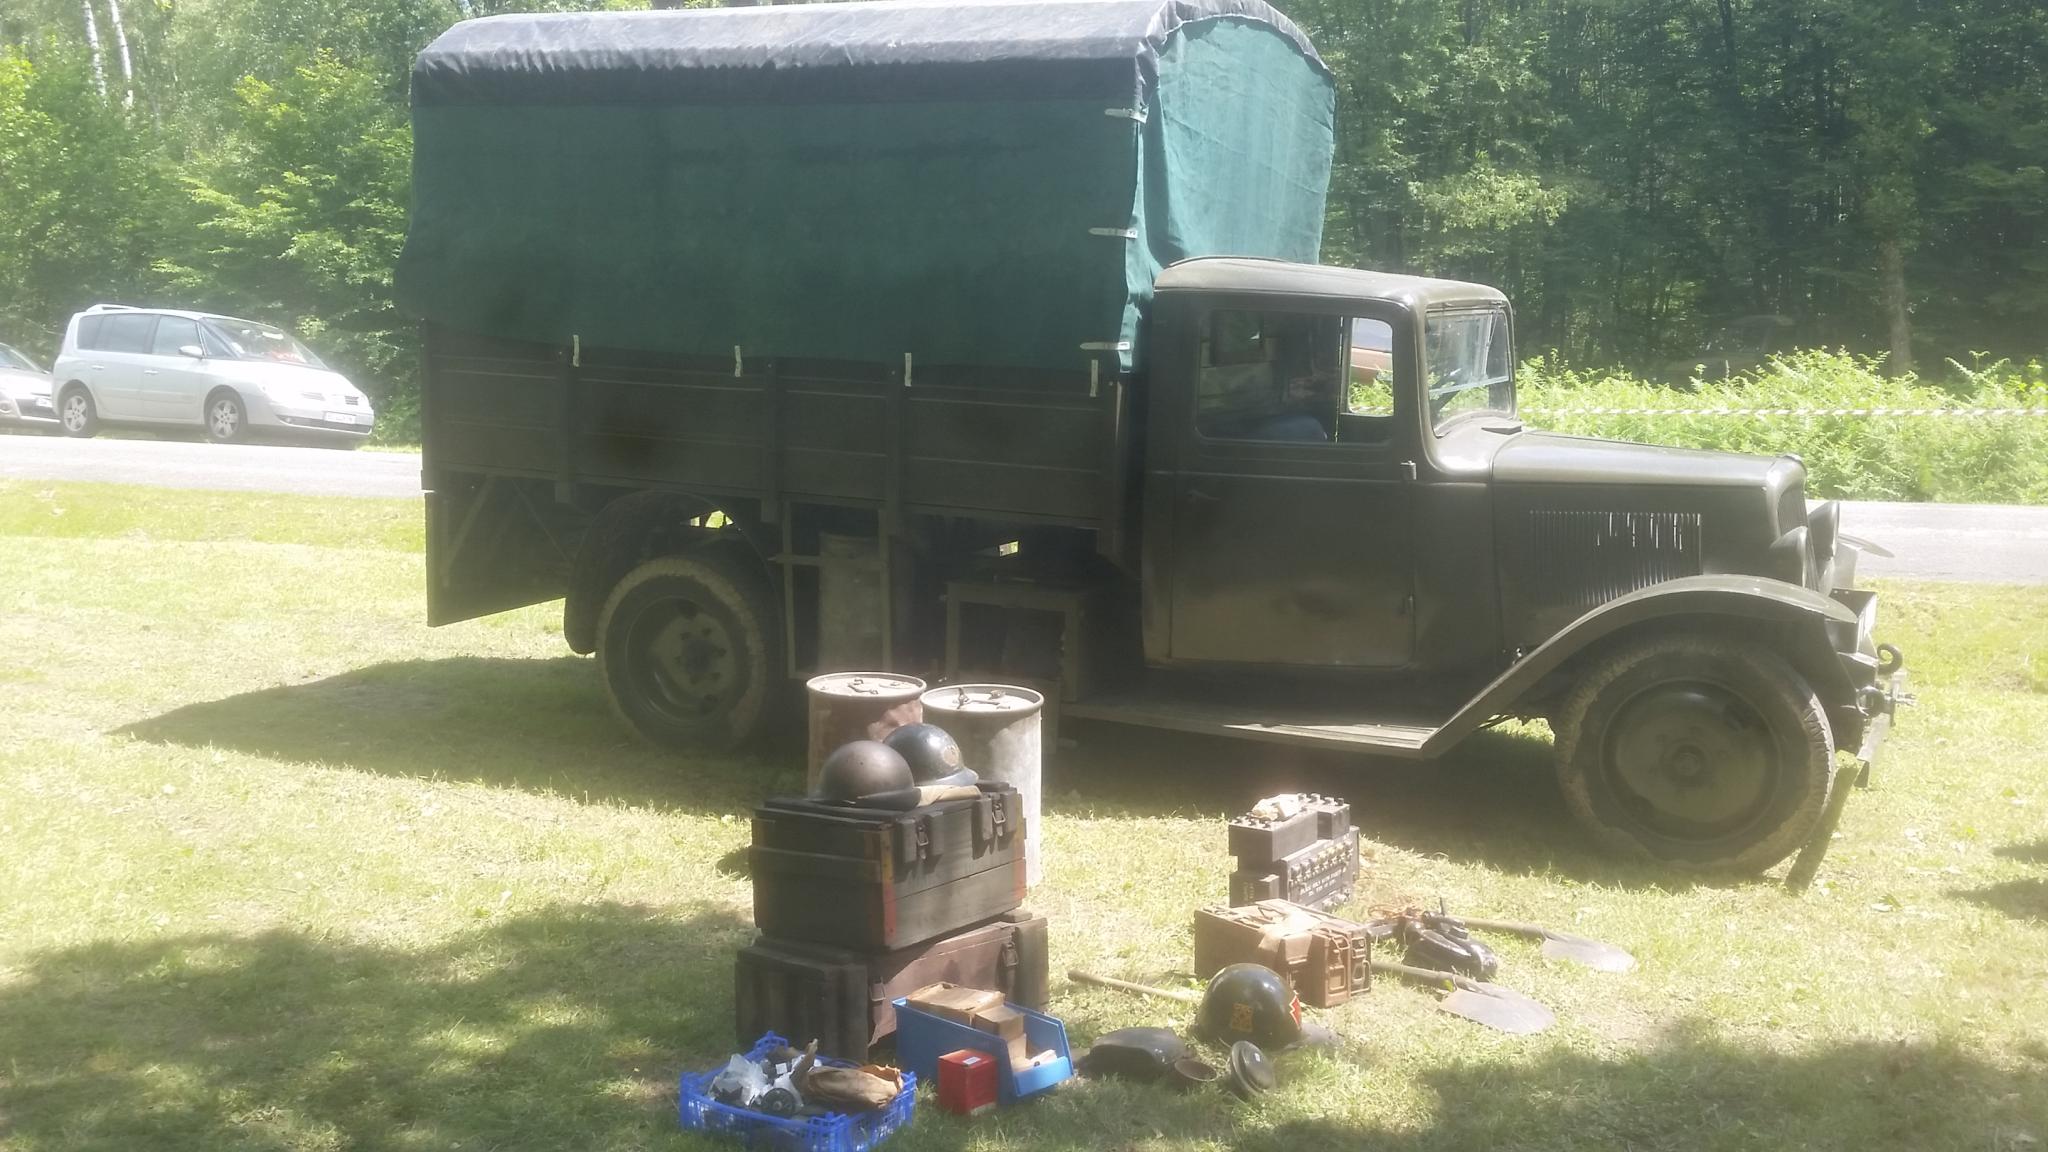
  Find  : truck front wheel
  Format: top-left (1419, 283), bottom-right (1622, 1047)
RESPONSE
top-left (1553, 633), bottom-right (1833, 874)
top-left (596, 550), bottom-right (780, 752)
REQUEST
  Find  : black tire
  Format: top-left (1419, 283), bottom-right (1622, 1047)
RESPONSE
top-left (205, 390), bottom-right (249, 443)
top-left (596, 548), bottom-right (781, 752)
top-left (1554, 632), bottom-right (1833, 873)
top-left (58, 386), bottom-right (98, 438)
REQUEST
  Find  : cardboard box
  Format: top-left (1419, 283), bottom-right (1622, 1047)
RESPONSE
top-left (970, 1003), bottom-right (1029, 1069)
top-left (905, 982), bottom-right (1006, 1026)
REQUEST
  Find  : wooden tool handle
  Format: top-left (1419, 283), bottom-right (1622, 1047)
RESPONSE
top-left (1369, 958), bottom-right (1485, 995)
top-left (1067, 970), bottom-right (1201, 1004)
top-left (1453, 916), bottom-right (1545, 939)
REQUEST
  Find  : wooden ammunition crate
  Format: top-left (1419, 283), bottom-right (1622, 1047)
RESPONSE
top-left (1193, 899), bottom-right (1372, 1008)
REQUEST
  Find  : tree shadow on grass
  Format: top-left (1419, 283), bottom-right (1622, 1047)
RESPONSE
top-left (1955, 835), bottom-right (2048, 922)
top-left (1049, 717), bottom-right (1711, 891)
top-left (117, 657), bottom-right (809, 814)
top-left (1956, 878), bottom-right (2048, 922)
top-left (1996, 837), bottom-right (2048, 866)
top-left (1227, 1026), bottom-right (2048, 1152)
top-left (879, 1018), bottom-right (2048, 1152)
top-left (8, 909), bottom-right (2041, 1152)
top-left (0, 902), bottom-right (752, 1152)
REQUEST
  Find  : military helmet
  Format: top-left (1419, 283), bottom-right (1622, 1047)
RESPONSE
top-left (816, 740), bottom-right (914, 803)
top-left (884, 723), bottom-right (975, 786)
top-left (1196, 963), bottom-right (1302, 1049)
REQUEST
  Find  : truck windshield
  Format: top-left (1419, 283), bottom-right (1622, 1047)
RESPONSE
top-left (1425, 307), bottom-right (1513, 432)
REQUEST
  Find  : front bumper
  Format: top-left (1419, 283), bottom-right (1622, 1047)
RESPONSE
top-left (1827, 585), bottom-right (1909, 780)
top-left (1788, 585), bottom-right (1908, 891)
top-left (259, 397), bottom-right (375, 436)
top-left (0, 394), bottom-right (58, 428)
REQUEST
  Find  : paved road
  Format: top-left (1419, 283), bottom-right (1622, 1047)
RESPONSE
top-left (1839, 501), bottom-right (2047, 585)
top-left (0, 433), bottom-right (420, 499)
top-left (3, 432), bottom-right (2043, 582)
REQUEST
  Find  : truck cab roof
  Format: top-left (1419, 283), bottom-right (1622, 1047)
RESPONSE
top-left (1156, 257), bottom-right (1508, 313)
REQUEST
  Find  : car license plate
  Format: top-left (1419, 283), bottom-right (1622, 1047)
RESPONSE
top-left (326, 411), bottom-right (360, 425)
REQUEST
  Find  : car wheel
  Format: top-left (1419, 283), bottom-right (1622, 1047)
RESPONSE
top-left (59, 386), bottom-right (98, 438)
top-left (1554, 632), bottom-right (1833, 874)
top-left (205, 390), bottom-right (248, 443)
top-left (596, 548), bottom-right (781, 752)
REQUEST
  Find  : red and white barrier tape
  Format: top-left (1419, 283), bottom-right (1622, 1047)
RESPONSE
top-left (1523, 406), bottom-right (2048, 417)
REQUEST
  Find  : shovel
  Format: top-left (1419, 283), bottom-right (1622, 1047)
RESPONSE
top-left (1455, 916), bottom-right (1637, 974)
top-left (1068, 970), bottom-right (1199, 1004)
top-left (1368, 959), bottom-right (1556, 1035)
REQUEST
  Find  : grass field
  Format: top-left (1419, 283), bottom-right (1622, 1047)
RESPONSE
top-left (1, 480), bottom-right (2044, 1152)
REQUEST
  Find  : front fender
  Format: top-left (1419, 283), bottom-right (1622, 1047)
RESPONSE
top-left (1423, 575), bottom-right (1863, 756)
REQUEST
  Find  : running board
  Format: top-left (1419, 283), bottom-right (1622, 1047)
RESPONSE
top-left (1063, 694), bottom-right (1442, 758)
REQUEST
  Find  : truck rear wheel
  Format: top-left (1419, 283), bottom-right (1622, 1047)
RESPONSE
top-left (1553, 633), bottom-right (1833, 874)
top-left (596, 550), bottom-right (780, 752)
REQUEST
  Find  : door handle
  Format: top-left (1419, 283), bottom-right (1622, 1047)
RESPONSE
top-left (142, 369), bottom-right (159, 375)
top-left (1187, 488), bottom-right (1221, 504)
top-left (90, 364), bottom-right (104, 370)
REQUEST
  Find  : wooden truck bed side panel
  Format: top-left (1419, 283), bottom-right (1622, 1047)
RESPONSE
top-left (423, 325), bottom-right (1118, 527)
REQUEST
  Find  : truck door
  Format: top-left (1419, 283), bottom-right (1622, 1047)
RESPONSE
top-left (1168, 307), bottom-right (1414, 668)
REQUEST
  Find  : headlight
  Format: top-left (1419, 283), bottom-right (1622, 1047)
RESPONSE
top-left (1769, 525), bottom-right (1812, 588)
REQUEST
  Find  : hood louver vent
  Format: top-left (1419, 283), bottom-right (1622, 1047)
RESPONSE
top-left (1525, 510), bottom-right (1702, 614)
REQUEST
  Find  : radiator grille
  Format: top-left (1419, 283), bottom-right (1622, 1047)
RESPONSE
top-left (1525, 510), bottom-right (1702, 612)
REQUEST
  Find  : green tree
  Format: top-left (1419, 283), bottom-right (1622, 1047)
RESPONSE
top-left (0, 45), bottom-right (163, 357)
top-left (155, 50), bottom-right (415, 410)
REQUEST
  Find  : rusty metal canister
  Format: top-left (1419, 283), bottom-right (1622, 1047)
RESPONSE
top-left (805, 672), bottom-right (926, 794)
top-left (921, 683), bottom-right (1044, 887)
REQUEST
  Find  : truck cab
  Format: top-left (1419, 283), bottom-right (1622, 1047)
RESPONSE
top-left (1142, 260), bottom-right (1513, 674)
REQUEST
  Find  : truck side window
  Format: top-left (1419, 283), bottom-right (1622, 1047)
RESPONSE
top-left (1335, 317), bottom-right (1399, 445)
top-left (1196, 310), bottom-right (1344, 444)
top-left (1345, 319), bottom-right (1395, 413)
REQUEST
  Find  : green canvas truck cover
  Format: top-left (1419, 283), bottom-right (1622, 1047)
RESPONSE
top-left (398, 0), bottom-right (1334, 375)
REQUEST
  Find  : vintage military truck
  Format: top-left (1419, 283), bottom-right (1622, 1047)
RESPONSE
top-left (398, 0), bottom-right (1905, 873)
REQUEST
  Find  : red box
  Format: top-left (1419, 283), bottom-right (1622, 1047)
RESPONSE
top-left (935, 1048), bottom-right (998, 1116)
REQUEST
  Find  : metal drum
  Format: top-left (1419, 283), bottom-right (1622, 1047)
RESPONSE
top-left (805, 672), bottom-right (927, 794)
top-left (921, 683), bottom-right (1044, 887)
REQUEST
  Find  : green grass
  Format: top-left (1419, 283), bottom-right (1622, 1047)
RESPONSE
top-left (2, 481), bottom-right (2045, 1151)
top-left (1521, 351), bottom-right (2048, 503)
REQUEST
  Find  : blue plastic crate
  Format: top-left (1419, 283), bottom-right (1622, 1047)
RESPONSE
top-left (678, 1032), bottom-right (916, 1152)
top-left (890, 997), bottom-right (1072, 1103)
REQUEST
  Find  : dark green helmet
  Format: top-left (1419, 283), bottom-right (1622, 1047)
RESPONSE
top-left (815, 740), bottom-right (913, 803)
top-left (883, 723), bottom-right (975, 786)
top-left (1196, 963), bottom-right (1301, 1049)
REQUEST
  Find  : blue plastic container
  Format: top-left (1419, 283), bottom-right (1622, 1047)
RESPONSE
top-left (678, 1031), bottom-right (916, 1152)
top-left (889, 997), bottom-right (1072, 1103)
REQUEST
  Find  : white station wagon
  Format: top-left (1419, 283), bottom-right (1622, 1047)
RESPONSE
top-left (50, 305), bottom-right (375, 443)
